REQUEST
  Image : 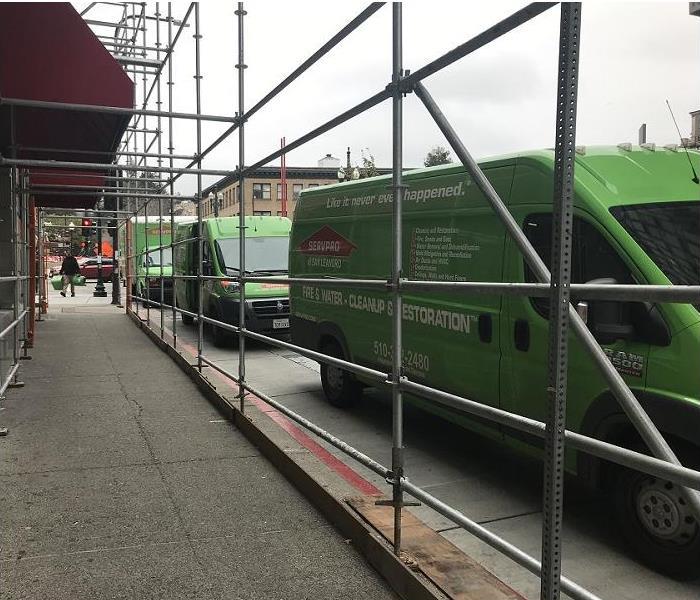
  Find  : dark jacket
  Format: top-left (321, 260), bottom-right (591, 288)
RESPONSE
top-left (60, 256), bottom-right (81, 276)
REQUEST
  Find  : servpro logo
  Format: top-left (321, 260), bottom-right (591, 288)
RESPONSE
top-left (298, 226), bottom-right (357, 257)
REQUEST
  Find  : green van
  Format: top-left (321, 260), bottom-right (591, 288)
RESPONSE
top-left (121, 216), bottom-right (194, 304)
top-left (174, 216), bottom-right (291, 345)
top-left (289, 146), bottom-right (700, 575)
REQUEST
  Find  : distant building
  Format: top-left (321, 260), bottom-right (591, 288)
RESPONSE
top-left (690, 110), bottom-right (700, 148)
top-left (201, 166), bottom-right (339, 219)
top-left (172, 199), bottom-right (196, 217)
top-left (317, 153), bottom-right (340, 168)
top-left (201, 163), bottom-right (391, 220)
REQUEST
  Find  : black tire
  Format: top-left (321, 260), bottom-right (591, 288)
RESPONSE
top-left (181, 311), bottom-right (194, 325)
top-left (320, 339), bottom-right (361, 408)
top-left (209, 304), bottom-right (229, 348)
top-left (613, 465), bottom-right (700, 579)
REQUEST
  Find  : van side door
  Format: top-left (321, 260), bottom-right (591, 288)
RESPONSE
top-left (398, 165), bottom-right (513, 438)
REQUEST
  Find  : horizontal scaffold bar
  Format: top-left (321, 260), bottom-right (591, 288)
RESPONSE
top-left (22, 189), bottom-right (192, 201)
top-left (1, 98), bottom-right (239, 124)
top-left (0, 156), bottom-right (234, 177)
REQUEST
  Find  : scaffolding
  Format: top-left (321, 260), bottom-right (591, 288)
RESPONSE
top-left (2, 3), bottom-right (700, 600)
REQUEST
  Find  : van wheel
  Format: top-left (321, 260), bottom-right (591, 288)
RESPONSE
top-left (181, 310), bottom-right (194, 325)
top-left (320, 339), bottom-right (360, 408)
top-left (613, 465), bottom-right (700, 578)
top-left (209, 304), bottom-right (229, 348)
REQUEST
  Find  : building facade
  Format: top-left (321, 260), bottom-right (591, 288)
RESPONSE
top-left (690, 110), bottom-right (700, 148)
top-left (201, 166), bottom-right (340, 219)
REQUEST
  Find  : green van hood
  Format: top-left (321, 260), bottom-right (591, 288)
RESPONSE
top-left (217, 278), bottom-right (289, 299)
top-left (144, 265), bottom-right (173, 277)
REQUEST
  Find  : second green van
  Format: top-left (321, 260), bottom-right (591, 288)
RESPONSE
top-left (174, 215), bottom-right (291, 345)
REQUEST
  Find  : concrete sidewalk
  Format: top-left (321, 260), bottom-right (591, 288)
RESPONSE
top-left (0, 304), bottom-right (398, 599)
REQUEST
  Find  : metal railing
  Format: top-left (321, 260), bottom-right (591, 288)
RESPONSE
top-left (0, 164), bottom-right (30, 407)
top-left (9, 3), bottom-right (700, 600)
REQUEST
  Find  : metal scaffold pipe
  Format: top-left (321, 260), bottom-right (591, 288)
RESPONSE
top-left (540, 5), bottom-right (581, 597)
top-left (0, 97), bottom-right (238, 124)
top-left (194, 2), bottom-right (203, 372)
top-left (168, 1), bottom-right (178, 349)
top-left (389, 1), bottom-right (405, 557)
top-left (236, 1), bottom-right (247, 413)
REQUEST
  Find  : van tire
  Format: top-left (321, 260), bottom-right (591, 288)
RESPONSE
top-left (320, 339), bottom-right (360, 408)
top-left (613, 459), bottom-right (700, 579)
top-left (209, 304), bottom-right (229, 348)
top-left (181, 311), bottom-right (194, 325)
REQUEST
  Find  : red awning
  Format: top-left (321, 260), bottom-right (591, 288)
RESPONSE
top-left (27, 170), bottom-right (111, 209)
top-left (0, 2), bottom-right (134, 208)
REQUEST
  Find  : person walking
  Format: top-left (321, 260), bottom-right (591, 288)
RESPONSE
top-left (59, 252), bottom-right (81, 297)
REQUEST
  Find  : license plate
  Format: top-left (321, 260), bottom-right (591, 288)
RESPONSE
top-left (273, 318), bottom-right (289, 330)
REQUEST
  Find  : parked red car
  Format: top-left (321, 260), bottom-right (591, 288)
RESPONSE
top-left (80, 257), bottom-right (115, 280)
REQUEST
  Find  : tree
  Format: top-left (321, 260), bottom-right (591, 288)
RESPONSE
top-left (424, 145), bottom-right (453, 167)
top-left (359, 148), bottom-right (379, 179)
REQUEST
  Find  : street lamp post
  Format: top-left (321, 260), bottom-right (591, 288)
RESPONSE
top-left (209, 191), bottom-right (222, 217)
top-left (93, 213), bottom-right (107, 297)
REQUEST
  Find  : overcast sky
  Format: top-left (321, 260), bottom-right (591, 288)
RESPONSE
top-left (78, 2), bottom-right (700, 196)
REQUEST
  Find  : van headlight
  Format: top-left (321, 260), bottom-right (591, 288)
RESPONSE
top-left (220, 280), bottom-right (240, 293)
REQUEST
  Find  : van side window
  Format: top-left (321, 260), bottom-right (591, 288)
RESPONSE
top-left (523, 213), bottom-right (633, 316)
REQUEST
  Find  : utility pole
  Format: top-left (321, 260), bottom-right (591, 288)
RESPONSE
top-left (280, 137), bottom-right (287, 216)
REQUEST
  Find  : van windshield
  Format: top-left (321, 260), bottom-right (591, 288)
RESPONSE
top-left (216, 236), bottom-right (289, 274)
top-left (144, 247), bottom-right (172, 267)
top-left (610, 202), bottom-right (699, 306)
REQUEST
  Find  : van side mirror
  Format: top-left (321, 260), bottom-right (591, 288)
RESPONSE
top-left (589, 298), bottom-right (634, 344)
top-left (577, 278), bottom-right (633, 344)
top-left (579, 278), bottom-right (671, 347)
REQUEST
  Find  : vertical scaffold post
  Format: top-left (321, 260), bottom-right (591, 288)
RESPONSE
top-left (194, 2), bottom-right (203, 372)
top-left (133, 205), bottom-right (139, 320)
top-left (156, 1), bottom-right (165, 340)
top-left (8, 107), bottom-right (20, 377)
top-left (144, 185), bottom-right (150, 321)
top-left (236, 1), bottom-right (247, 413)
top-left (143, 3), bottom-right (151, 325)
top-left (37, 207), bottom-right (44, 320)
top-left (390, 1), bottom-right (405, 556)
top-left (21, 172), bottom-right (29, 358)
top-left (12, 189), bottom-right (20, 375)
top-left (167, 1), bottom-right (177, 348)
top-left (540, 4), bottom-right (581, 599)
top-left (112, 174), bottom-right (121, 306)
top-left (27, 196), bottom-right (35, 346)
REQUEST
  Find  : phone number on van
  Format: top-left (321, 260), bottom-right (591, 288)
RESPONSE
top-left (372, 340), bottom-right (430, 374)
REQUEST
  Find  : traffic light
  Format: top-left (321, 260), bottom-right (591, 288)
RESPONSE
top-left (81, 218), bottom-right (92, 237)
